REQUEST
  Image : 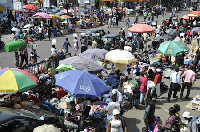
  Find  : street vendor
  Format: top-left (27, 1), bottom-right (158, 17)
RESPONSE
top-left (154, 69), bottom-right (162, 97)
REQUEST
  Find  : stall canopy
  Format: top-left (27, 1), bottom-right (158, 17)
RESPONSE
top-left (0, 5), bottom-right (6, 11)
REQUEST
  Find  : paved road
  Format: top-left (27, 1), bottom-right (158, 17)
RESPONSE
top-left (1, 8), bottom-right (199, 131)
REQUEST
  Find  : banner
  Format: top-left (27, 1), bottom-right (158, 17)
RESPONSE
top-left (13, 2), bottom-right (22, 11)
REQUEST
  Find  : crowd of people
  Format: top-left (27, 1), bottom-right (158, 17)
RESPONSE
top-left (1, 1), bottom-right (200, 132)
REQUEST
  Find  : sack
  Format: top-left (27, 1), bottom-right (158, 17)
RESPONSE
top-left (21, 101), bottom-right (32, 108)
top-left (107, 105), bottom-right (113, 115)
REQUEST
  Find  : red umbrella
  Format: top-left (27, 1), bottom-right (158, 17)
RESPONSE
top-left (181, 15), bottom-right (194, 20)
top-left (189, 11), bottom-right (200, 16)
top-left (128, 23), bottom-right (155, 33)
top-left (23, 4), bottom-right (38, 10)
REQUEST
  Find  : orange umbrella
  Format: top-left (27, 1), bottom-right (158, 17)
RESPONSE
top-left (128, 23), bottom-right (155, 33)
top-left (189, 11), bottom-right (200, 16)
top-left (23, 4), bottom-right (38, 10)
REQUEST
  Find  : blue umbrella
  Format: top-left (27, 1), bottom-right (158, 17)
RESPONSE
top-left (55, 70), bottom-right (110, 98)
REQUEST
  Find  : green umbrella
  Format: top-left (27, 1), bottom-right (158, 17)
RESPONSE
top-left (96, 60), bottom-right (104, 67)
top-left (158, 40), bottom-right (187, 56)
top-left (56, 64), bottom-right (76, 72)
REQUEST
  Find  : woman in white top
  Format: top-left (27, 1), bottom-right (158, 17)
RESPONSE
top-left (106, 109), bottom-right (127, 132)
top-left (106, 95), bottom-right (121, 127)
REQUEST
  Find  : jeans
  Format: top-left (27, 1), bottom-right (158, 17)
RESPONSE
top-left (38, 100), bottom-right (61, 114)
top-left (180, 82), bottom-right (192, 98)
top-left (140, 92), bottom-right (145, 104)
top-left (132, 93), bottom-right (140, 106)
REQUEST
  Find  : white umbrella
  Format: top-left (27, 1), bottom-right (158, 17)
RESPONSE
top-left (174, 37), bottom-right (182, 42)
top-left (105, 49), bottom-right (136, 64)
top-left (24, 24), bottom-right (32, 28)
top-left (33, 124), bottom-right (60, 132)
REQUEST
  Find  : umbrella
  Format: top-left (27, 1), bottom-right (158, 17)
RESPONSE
top-left (166, 29), bottom-right (178, 36)
top-left (96, 60), bottom-right (104, 67)
top-left (187, 14), bottom-right (198, 17)
top-left (105, 49), bottom-right (136, 64)
top-left (59, 56), bottom-right (104, 74)
top-left (190, 27), bottom-right (200, 35)
top-left (174, 36), bottom-right (181, 42)
top-left (79, 49), bottom-right (108, 60)
top-left (61, 15), bottom-right (71, 20)
top-left (24, 24), bottom-right (32, 29)
top-left (33, 124), bottom-right (60, 132)
top-left (128, 23), bottom-right (155, 33)
top-left (56, 64), bottom-right (76, 72)
top-left (0, 68), bottom-right (38, 92)
top-left (49, 14), bottom-right (60, 19)
top-left (56, 12), bottom-right (64, 15)
top-left (158, 40), bottom-right (187, 56)
top-left (33, 12), bottom-right (51, 19)
top-left (61, 9), bottom-right (71, 13)
top-left (188, 11), bottom-right (200, 16)
top-left (181, 15), bottom-right (194, 20)
top-left (160, 35), bottom-right (174, 40)
top-left (23, 4), bottom-right (38, 10)
top-left (55, 70), bottom-right (110, 98)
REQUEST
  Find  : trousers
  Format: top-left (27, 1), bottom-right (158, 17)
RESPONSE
top-left (180, 82), bottom-right (192, 98)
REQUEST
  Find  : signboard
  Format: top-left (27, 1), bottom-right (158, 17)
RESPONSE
top-left (43, 0), bottom-right (50, 7)
top-left (79, 0), bottom-right (85, 12)
top-left (13, 2), bottom-right (22, 11)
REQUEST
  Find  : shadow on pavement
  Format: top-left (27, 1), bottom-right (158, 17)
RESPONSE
top-left (123, 117), bottom-right (141, 132)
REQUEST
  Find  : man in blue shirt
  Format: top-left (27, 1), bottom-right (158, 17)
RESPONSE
top-left (63, 37), bottom-right (71, 55)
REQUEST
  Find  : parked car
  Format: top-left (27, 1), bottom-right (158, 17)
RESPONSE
top-left (0, 107), bottom-right (62, 132)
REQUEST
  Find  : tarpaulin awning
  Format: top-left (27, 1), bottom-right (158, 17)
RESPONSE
top-left (0, 5), bottom-right (6, 11)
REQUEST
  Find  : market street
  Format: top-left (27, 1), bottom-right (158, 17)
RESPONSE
top-left (0, 7), bottom-right (200, 131)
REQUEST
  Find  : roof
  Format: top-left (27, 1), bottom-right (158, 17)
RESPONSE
top-left (0, 112), bottom-right (23, 124)
top-left (0, 107), bottom-right (56, 121)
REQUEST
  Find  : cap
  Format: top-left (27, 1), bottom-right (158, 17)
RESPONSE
top-left (182, 111), bottom-right (192, 118)
top-left (113, 109), bottom-right (120, 116)
top-left (156, 68), bottom-right (161, 72)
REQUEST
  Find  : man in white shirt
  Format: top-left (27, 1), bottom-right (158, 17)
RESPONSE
top-left (167, 68), bottom-right (181, 101)
top-left (38, 26), bottom-right (43, 41)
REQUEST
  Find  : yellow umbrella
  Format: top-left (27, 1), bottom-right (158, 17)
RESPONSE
top-left (49, 14), bottom-right (60, 19)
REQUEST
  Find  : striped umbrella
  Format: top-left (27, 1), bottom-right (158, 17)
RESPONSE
top-left (0, 68), bottom-right (38, 92)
